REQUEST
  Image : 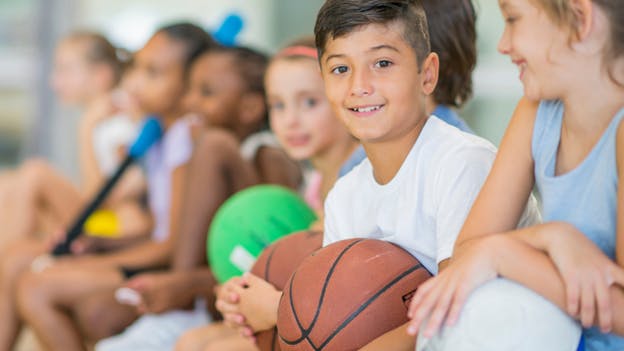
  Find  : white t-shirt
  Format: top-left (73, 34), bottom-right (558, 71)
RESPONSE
top-left (145, 116), bottom-right (194, 242)
top-left (323, 116), bottom-right (540, 275)
top-left (92, 115), bottom-right (138, 175)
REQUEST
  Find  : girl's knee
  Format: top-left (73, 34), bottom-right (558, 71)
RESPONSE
top-left (174, 329), bottom-right (205, 351)
top-left (20, 159), bottom-right (51, 186)
top-left (15, 271), bottom-right (50, 318)
top-left (0, 242), bottom-right (40, 285)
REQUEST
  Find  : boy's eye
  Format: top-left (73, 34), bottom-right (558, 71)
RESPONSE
top-left (331, 65), bottom-right (349, 75)
top-left (375, 60), bottom-right (392, 68)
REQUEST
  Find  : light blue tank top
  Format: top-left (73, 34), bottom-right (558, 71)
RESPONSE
top-left (532, 100), bottom-right (624, 351)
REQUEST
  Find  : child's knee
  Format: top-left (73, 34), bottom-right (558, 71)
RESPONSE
top-left (174, 329), bottom-right (206, 351)
top-left (73, 295), bottom-right (127, 341)
top-left (15, 271), bottom-right (50, 317)
top-left (0, 242), bottom-right (39, 284)
top-left (19, 158), bottom-right (52, 192)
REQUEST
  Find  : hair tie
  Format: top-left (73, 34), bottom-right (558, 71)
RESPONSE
top-left (275, 45), bottom-right (318, 59)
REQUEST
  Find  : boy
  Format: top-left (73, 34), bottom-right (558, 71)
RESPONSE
top-left (315, 0), bottom-right (537, 349)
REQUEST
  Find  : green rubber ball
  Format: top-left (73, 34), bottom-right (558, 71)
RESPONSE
top-left (208, 185), bottom-right (317, 283)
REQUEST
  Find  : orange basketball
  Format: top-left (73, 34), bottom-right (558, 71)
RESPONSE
top-left (277, 238), bottom-right (431, 351)
top-left (250, 230), bottom-right (324, 351)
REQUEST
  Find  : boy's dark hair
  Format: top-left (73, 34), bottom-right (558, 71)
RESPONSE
top-left (314, 0), bottom-right (430, 67)
top-left (157, 22), bottom-right (219, 74)
top-left (423, 0), bottom-right (476, 107)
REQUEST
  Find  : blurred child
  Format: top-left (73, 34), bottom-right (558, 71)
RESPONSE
top-left (0, 23), bottom-right (217, 351)
top-left (92, 44), bottom-right (302, 351)
top-left (174, 36), bottom-right (360, 351)
top-left (0, 31), bottom-right (149, 246)
top-left (407, 0), bottom-right (624, 349)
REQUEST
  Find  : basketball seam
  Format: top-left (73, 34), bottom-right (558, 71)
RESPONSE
top-left (280, 239), bottom-right (364, 348)
top-left (316, 262), bottom-right (424, 350)
top-left (264, 244), bottom-right (278, 281)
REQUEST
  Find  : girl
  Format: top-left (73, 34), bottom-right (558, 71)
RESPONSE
top-left (407, 0), bottom-right (624, 350)
top-left (0, 32), bottom-right (149, 247)
top-left (0, 22), bottom-right (217, 351)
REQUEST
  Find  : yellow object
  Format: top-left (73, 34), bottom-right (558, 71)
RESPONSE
top-left (84, 210), bottom-right (120, 238)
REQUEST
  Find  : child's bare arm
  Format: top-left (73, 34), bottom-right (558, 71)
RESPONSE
top-left (454, 97), bottom-right (538, 249)
top-left (616, 119), bottom-right (624, 267)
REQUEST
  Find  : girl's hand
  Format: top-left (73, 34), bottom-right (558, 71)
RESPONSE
top-left (545, 222), bottom-right (624, 332)
top-left (407, 236), bottom-right (500, 338)
top-left (125, 272), bottom-right (195, 314)
top-left (233, 273), bottom-right (282, 333)
top-left (215, 276), bottom-right (248, 329)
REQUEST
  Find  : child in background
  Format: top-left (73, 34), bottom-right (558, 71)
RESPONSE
top-left (0, 22), bottom-right (217, 351)
top-left (407, 0), bottom-right (624, 350)
top-left (0, 32), bottom-right (149, 247)
top-left (93, 44), bottom-right (301, 351)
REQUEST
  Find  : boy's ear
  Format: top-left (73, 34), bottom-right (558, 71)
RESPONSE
top-left (238, 92), bottom-right (267, 126)
top-left (420, 52), bottom-right (439, 96)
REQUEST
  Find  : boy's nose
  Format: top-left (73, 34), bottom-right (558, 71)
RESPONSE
top-left (349, 69), bottom-right (373, 97)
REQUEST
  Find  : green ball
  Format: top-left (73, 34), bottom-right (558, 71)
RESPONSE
top-left (208, 185), bottom-right (317, 283)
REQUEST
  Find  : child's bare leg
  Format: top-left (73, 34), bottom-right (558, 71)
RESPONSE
top-left (16, 264), bottom-right (125, 351)
top-left (174, 322), bottom-right (242, 351)
top-left (0, 238), bottom-right (47, 349)
top-left (113, 202), bottom-right (153, 238)
top-left (72, 290), bottom-right (139, 345)
top-left (8, 160), bottom-right (83, 239)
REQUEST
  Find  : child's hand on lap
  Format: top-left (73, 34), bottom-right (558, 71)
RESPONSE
top-left (234, 273), bottom-right (282, 334)
top-left (215, 276), bottom-right (248, 328)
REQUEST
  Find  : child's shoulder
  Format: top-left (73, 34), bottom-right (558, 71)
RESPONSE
top-left (420, 116), bottom-right (497, 166)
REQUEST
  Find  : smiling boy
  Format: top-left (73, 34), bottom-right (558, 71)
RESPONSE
top-left (315, 0), bottom-right (539, 349)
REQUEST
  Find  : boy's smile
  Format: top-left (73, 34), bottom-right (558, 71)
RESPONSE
top-left (320, 21), bottom-right (437, 145)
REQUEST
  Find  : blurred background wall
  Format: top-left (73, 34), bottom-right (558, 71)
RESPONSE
top-left (0, 0), bottom-right (522, 179)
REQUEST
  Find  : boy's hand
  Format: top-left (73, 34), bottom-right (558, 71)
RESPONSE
top-left (544, 222), bottom-right (624, 333)
top-left (215, 276), bottom-right (248, 328)
top-left (407, 236), bottom-right (499, 338)
top-left (233, 273), bottom-right (282, 333)
top-left (125, 272), bottom-right (195, 314)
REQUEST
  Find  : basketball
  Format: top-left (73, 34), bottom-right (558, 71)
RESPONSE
top-left (277, 238), bottom-right (431, 351)
top-left (415, 279), bottom-right (582, 351)
top-left (207, 185), bottom-right (317, 283)
top-left (250, 230), bottom-right (324, 351)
